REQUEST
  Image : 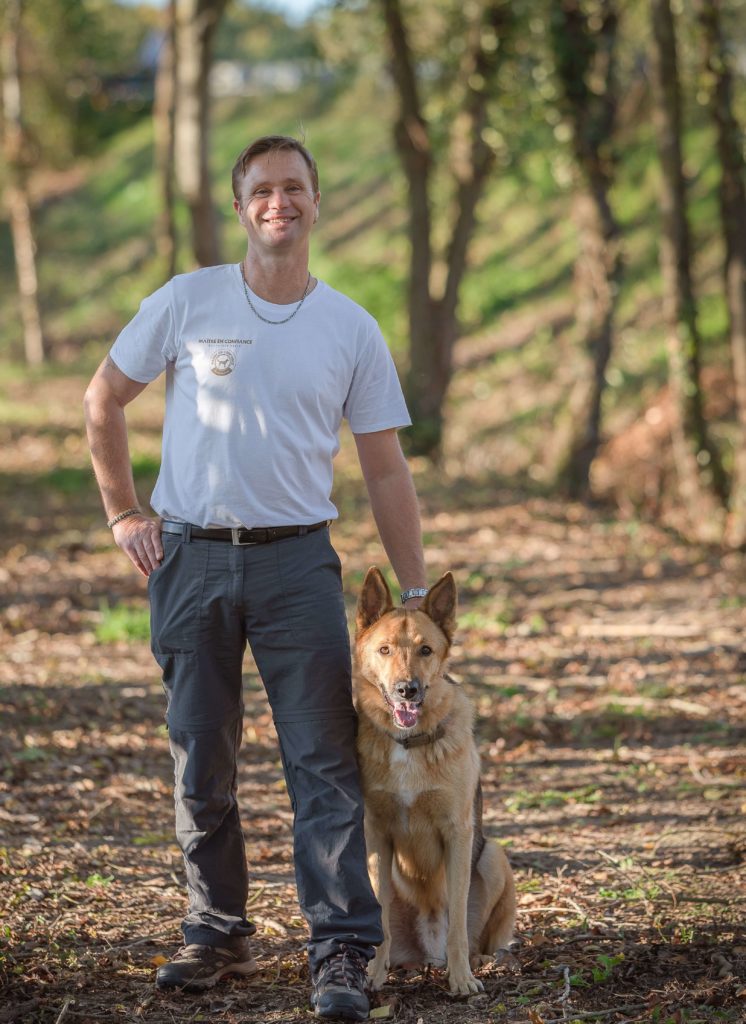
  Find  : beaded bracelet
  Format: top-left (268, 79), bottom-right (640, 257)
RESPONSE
top-left (400, 587), bottom-right (429, 605)
top-left (106, 507), bottom-right (141, 529)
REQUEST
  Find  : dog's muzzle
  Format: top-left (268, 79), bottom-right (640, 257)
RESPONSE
top-left (383, 680), bottom-right (424, 730)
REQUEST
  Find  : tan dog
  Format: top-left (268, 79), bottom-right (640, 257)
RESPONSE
top-left (353, 568), bottom-right (516, 995)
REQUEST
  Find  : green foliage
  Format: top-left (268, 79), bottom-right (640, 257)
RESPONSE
top-left (84, 872), bottom-right (113, 887)
top-left (215, 2), bottom-right (319, 62)
top-left (9, 0), bottom-right (153, 171)
top-left (506, 785), bottom-right (602, 811)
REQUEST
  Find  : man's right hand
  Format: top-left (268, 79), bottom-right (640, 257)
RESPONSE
top-left (112, 514), bottom-right (164, 578)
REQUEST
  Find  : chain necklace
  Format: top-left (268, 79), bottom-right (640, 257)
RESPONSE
top-left (240, 262), bottom-right (312, 326)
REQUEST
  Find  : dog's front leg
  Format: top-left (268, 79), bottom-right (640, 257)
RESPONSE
top-left (444, 824), bottom-right (483, 995)
top-left (366, 827), bottom-right (394, 990)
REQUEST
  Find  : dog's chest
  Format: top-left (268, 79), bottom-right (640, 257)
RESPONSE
top-left (366, 744), bottom-right (453, 827)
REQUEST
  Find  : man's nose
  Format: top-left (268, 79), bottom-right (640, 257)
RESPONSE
top-left (268, 188), bottom-right (291, 208)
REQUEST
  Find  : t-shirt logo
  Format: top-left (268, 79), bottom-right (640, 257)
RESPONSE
top-left (211, 351), bottom-right (236, 376)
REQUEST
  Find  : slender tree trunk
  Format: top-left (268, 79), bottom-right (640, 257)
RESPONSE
top-left (381, 0), bottom-right (437, 451)
top-left (381, 0), bottom-right (510, 457)
top-left (649, 0), bottom-right (726, 538)
top-left (698, 0), bottom-right (746, 548)
top-left (549, 0), bottom-right (621, 498)
top-left (154, 0), bottom-right (178, 279)
top-left (174, 0), bottom-right (228, 268)
top-left (1, 0), bottom-right (45, 365)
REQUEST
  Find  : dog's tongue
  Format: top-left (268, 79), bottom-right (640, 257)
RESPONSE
top-left (394, 702), bottom-right (421, 729)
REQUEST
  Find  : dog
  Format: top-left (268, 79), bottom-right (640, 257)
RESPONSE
top-left (353, 567), bottom-right (516, 995)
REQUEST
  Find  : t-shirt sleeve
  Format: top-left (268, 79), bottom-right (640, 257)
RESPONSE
top-left (109, 281), bottom-right (176, 383)
top-left (344, 320), bottom-right (412, 433)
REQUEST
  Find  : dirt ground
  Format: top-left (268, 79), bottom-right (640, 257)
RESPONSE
top-left (1, 374), bottom-right (745, 1024)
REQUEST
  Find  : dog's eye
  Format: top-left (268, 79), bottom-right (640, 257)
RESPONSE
top-left (420, 645), bottom-right (432, 656)
top-left (378, 645), bottom-right (390, 656)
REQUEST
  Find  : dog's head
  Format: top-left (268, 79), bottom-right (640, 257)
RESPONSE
top-left (354, 568), bottom-right (457, 731)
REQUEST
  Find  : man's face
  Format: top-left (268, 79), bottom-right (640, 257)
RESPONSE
top-left (233, 149), bottom-right (320, 252)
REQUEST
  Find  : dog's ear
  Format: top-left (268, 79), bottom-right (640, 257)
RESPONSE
top-left (422, 572), bottom-right (457, 642)
top-left (357, 566), bottom-right (394, 635)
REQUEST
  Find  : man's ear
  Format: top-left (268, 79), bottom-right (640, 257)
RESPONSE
top-left (356, 567), bottom-right (394, 635)
top-left (421, 572), bottom-right (457, 642)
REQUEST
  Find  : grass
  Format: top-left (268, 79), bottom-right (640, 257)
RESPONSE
top-left (95, 601), bottom-right (150, 644)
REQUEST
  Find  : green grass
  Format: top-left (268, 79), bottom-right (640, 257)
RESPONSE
top-left (95, 601), bottom-right (150, 644)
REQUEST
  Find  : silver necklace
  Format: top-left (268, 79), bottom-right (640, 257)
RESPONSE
top-left (240, 262), bottom-right (311, 326)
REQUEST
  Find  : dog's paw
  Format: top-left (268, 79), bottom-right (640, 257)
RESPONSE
top-left (367, 956), bottom-right (390, 991)
top-left (445, 964), bottom-right (484, 995)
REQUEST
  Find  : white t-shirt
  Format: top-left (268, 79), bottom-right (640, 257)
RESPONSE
top-left (110, 263), bottom-right (411, 528)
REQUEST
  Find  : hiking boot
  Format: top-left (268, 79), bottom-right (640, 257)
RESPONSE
top-left (155, 940), bottom-right (258, 992)
top-left (311, 945), bottom-right (370, 1021)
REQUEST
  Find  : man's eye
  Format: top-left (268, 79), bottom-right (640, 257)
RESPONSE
top-left (378, 645), bottom-right (390, 656)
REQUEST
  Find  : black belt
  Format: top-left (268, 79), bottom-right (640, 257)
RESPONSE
top-left (161, 520), bottom-right (328, 546)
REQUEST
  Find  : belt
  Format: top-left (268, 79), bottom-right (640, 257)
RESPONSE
top-left (161, 520), bottom-right (328, 546)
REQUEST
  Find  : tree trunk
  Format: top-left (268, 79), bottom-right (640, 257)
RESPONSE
top-left (649, 0), bottom-right (726, 538)
top-left (381, 0), bottom-right (510, 457)
top-left (697, 0), bottom-right (746, 548)
top-left (174, 0), bottom-right (228, 268)
top-left (1, 0), bottom-right (45, 365)
top-left (549, 0), bottom-right (621, 499)
top-left (154, 0), bottom-right (178, 280)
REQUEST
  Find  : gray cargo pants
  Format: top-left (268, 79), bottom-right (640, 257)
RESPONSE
top-left (147, 524), bottom-right (383, 973)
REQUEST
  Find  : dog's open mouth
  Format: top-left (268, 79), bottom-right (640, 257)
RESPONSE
top-left (392, 701), bottom-right (422, 729)
top-left (380, 687), bottom-right (424, 729)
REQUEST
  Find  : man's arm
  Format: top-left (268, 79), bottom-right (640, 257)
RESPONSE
top-left (83, 355), bottom-right (163, 577)
top-left (354, 428), bottom-right (427, 606)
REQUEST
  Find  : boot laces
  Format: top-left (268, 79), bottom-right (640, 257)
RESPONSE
top-left (318, 945), bottom-right (367, 991)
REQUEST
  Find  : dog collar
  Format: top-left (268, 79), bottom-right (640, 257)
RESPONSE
top-left (391, 723), bottom-right (446, 749)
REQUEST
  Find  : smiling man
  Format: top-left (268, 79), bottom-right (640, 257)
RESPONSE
top-left (83, 135), bottom-right (428, 1020)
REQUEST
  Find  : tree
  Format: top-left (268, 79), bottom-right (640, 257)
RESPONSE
top-left (154, 0), bottom-right (178, 280)
top-left (697, 0), bottom-right (746, 548)
top-left (1, 0), bottom-right (45, 365)
top-left (649, 0), bottom-right (726, 539)
top-left (174, 0), bottom-right (229, 268)
top-left (379, 0), bottom-right (513, 457)
top-left (547, 0), bottom-right (622, 498)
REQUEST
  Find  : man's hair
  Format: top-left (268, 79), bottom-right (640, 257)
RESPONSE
top-left (231, 135), bottom-right (319, 200)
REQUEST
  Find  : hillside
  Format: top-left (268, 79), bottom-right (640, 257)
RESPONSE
top-left (0, 73), bottom-right (735, 504)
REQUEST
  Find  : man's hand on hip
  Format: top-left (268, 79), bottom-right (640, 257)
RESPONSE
top-left (113, 515), bottom-right (164, 577)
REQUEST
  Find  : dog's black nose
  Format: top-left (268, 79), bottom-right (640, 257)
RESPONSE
top-left (394, 680), bottom-right (420, 701)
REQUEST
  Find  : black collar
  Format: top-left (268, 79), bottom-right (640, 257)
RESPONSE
top-left (390, 722), bottom-right (446, 749)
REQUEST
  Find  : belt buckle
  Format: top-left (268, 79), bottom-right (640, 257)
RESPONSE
top-left (231, 527), bottom-right (257, 546)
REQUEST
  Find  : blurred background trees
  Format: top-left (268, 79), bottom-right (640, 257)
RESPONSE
top-left (2, 0), bottom-right (746, 544)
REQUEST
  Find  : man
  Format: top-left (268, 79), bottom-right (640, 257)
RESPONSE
top-left (83, 135), bottom-right (428, 1022)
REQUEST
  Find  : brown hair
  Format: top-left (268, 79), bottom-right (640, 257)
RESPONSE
top-left (231, 135), bottom-right (319, 200)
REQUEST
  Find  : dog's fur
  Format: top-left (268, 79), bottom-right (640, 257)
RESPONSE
top-left (353, 568), bottom-right (516, 994)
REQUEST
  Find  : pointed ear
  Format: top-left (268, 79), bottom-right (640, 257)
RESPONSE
top-left (356, 566), bottom-right (394, 635)
top-left (422, 572), bottom-right (457, 642)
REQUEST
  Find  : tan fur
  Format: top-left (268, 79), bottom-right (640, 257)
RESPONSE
top-left (353, 568), bottom-right (516, 995)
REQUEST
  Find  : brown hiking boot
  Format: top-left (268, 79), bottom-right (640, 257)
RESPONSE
top-left (155, 940), bottom-right (258, 992)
